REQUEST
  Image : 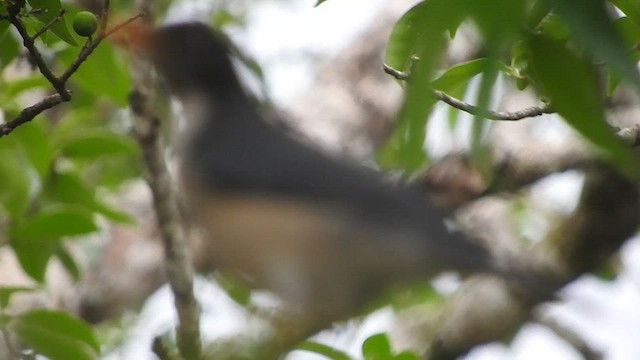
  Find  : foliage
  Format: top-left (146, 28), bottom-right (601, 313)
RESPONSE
top-left (379, 0), bottom-right (640, 173)
top-left (1, 0), bottom-right (640, 358)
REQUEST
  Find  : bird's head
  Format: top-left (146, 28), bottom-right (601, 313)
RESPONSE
top-left (113, 21), bottom-right (242, 99)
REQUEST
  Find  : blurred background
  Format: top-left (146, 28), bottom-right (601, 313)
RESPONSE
top-left (2, 0), bottom-right (640, 359)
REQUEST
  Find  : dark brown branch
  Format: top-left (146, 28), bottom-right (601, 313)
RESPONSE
top-left (383, 63), bottom-right (553, 121)
top-left (2, 11), bottom-right (144, 137)
top-left (7, 11), bottom-right (67, 98)
top-left (0, 92), bottom-right (69, 137)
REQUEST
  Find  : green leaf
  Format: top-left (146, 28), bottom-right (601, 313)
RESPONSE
top-left (393, 352), bottom-right (419, 360)
top-left (611, 0), bottom-right (640, 30)
top-left (58, 41), bottom-right (131, 105)
top-left (26, 0), bottom-right (78, 45)
top-left (0, 22), bottom-right (20, 69)
top-left (10, 237), bottom-right (53, 283)
top-left (13, 309), bottom-right (100, 360)
top-left (11, 206), bottom-right (98, 239)
top-left (550, 0), bottom-right (640, 94)
top-left (60, 130), bottom-right (138, 159)
top-left (379, 0), bottom-right (467, 170)
top-left (54, 243), bottom-right (81, 282)
top-left (362, 333), bottom-right (392, 360)
top-left (297, 341), bottom-right (352, 360)
top-left (528, 34), bottom-right (634, 171)
top-left (468, 0), bottom-right (525, 45)
top-left (4, 75), bottom-right (51, 96)
top-left (48, 170), bottom-right (135, 223)
top-left (614, 16), bottom-right (640, 49)
top-left (0, 138), bottom-right (35, 217)
top-left (538, 13), bottom-right (571, 41)
top-left (12, 120), bottom-right (53, 178)
top-left (432, 58), bottom-right (492, 91)
top-left (526, 0), bottom-right (552, 29)
top-left (215, 273), bottom-right (252, 306)
top-left (0, 287), bottom-right (38, 309)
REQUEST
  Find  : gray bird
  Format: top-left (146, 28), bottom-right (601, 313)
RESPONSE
top-left (116, 21), bottom-right (547, 323)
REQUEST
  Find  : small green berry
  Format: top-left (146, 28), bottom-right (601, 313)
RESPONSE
top-left (73, 11), bottom-right (98, 37)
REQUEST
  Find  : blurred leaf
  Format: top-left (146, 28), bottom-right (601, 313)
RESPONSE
top-left (11, 206), bottom-right (98, 239)
top-left (611, 0), bottom-right (640, 29)
top-left (362, 333), bottom-right (392, 359)
top-left (393, 352), bottom-right (420, 360)
top-left (54, 243), bottom-right (81, 281)
top-left (608, 49), bottom-right (640, 95)
top-left (26, 0), bottom-right (77, 45)
top-left (614, 16), bottom-right (640, 49)
top-left (379, 0), bottom-right (467, 170)
top-left (551, 0), bottom-right (640, 94)
top-left (0, 138), bottom-right (35, 217)
top-left (215, 273), bottom-right (252, 306)
top-left (48, 171), bottom-right (95, 205)
top-left (529, 34), bottom-right (634, 171)
top-left (13, 309), bottom-right (99, 360)
top-left (432, 58), bottom-right (492, 90)
top-left (92, 156), bottom-right (142, 189)
top-left (58, 41), bottom-right (131, 105)
top-left (10, 237), bottom-right (52, 283)
top-left (526, 0), bottom-right (552, 29)
top-left (60, 129), bottom-right (138, 159)
top-left (297, 341), bottom-right (352, 360)
top-left (4, 75), bottom-right (51, 96)
top-left (510, 41), bottom-right (530, 80)
top-left (538, 13), bottom-right (571, 41)
top-left (12, 121), bottom-right (53, 179)
top-left (0, 287), bottom-right (37, 309)
top-left (468, 0), bottom-right (525, 45)
top-left (49, 169), bottom-right (135, 223)
top-left (388, 284), bottom-right (442, 310)
top-left (384, 1), bottom-right (464, 73)
top-left (0, 22), bottom-right (20, 69)
top-left (446, 84), bottom-right (466, 129)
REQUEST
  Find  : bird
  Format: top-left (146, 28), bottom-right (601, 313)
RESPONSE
top-left (114, 21), bottom-right (542, 323)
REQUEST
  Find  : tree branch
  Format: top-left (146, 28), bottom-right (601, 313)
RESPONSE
top-left (383, 63), bottom-right (553, 121)
top-left (1, 4), bottom-right (144, 137)
top-left (0, 93), bottom-right (68, 138)
top-left (126, 5), bottom-right (201, 357)
top-left (421, 164), bottom-right (639, 359)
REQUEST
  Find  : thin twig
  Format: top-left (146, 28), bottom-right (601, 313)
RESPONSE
top-left (103, 12), bottom-right (145, 38)
top-left (434, 89), bottom-right (553, 120)
top-left (383, 63), bottom-right (553, 121)
top-left (30, 8), bottom-right (66, 41)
